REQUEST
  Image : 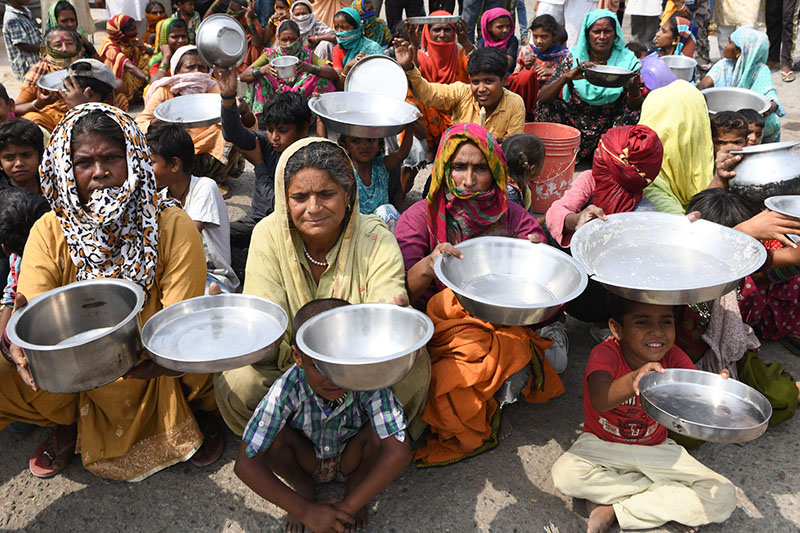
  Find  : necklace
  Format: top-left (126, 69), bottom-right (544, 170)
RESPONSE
top-left (303, 243), bottom-right (328, 267)
top-left (174, 181), bottom-right (191, 206)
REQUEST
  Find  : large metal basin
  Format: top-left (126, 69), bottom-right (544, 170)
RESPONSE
top-left (196, 14), bottom-right (247, 70)
top-left (701, 87), bottom-right (770, 116)
top-left (433, 236), bottom-right (588, 325)
top-left (154, 93), bottom-right (221, 128)
top-left (730, 141), bottom-right (800, 206)
top-left (582, 65), bottom-right (639, 88)
top-left (295, 304), bottom-right (433, 391)
top-left (640, 369), bottom-right (771, 443)
top-left (5, 279), bottom-right (145, 393)
top-left (308, 92), bottom-right (419, 138)
top-left (571, 212), bottom-right (766, 305)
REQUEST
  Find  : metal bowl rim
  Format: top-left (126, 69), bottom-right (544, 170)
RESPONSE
top-left (6, 278), bottom-right (145, 350)
top-left (272, 55), bottom-right (300, 66)
top-left (700, 86), bottom-right (771, 115)
top-left (308, 92), bottom-right (420, 127)
top-left (583, 65), bottom-right (638, 75)
top-left (571, 212), bottom-right (767, 291)
top-left (196, 14), bottom-right (247, 67)
top-left (406, 15), bottom-right (462, 24)
top-left (764, 195), bottom-right (800, 218)
top-left (153, 93), bottom-right (222, 127)
top-left (433, 236), bottom-right (589, 309)
top-left (730, 140), bottom-right (800, 155)
top-left (37, 69), bottom-right (68, 91)
top-left (344, 55), bottom-right (406, 99)
top-left (295, 303), bottom-right (434, 366)
top-left (661, 55), bottom-right (697, 66)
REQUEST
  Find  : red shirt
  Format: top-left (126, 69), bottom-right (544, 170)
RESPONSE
top-left (583, 338), bottom-right (695, 446)
top-left (332, 45), bottom-right (345, 69)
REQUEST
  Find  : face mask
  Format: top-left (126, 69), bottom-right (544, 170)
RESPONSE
top-left (293, 13), bottom-right (312, 23)
top-left (335, 28), bottom-right (361, 45)
top-left (281, 41), bottom-right (303, 55)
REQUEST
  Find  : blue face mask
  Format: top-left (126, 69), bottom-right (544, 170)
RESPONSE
top-left (335, 28), bottom-right (361, 46)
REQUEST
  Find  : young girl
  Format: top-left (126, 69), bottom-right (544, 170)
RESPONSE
top-left (290, 0), bottom-right (336, 60)
top-left (501, 133), bottom-right (545, 212)
top-left (143, 1), bottom-right (167, 46)
top-left (514, 14), bottom-right (569, 85)
top-left (331, 7), bottom-right (384, 81)
top-left (650, 14), bottom-right (697, 57)
top-left (478, 8), bottom-right (518, 73)
top-left (46, 1), bottom-right (103, 61)
top-left (264, 0), bottom-right (292, 44)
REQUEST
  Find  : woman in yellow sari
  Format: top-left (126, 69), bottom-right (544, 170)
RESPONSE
top-left (0, 104), bottom-right (221, 481)
top-left (99, 14), bottom-right (150, 103)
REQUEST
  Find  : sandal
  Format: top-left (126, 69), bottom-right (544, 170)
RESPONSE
top-left (191, 413), bottom-right (225, 467)
top-left (29, 425), bottom-right (77, 478)
top-left (781, 70), bottom-right (796, 83)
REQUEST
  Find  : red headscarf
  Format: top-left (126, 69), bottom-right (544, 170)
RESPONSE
top-left (106, 14), bottom-right (136, 42)
top-left (419, 11), bottom-right (467, 84)
top-left (480, 8), bottom-right (513, 50)
top-left (592, 125), bottom-right (664, 214)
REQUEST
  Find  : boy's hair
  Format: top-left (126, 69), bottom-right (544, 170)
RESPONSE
top-left (293, 298), bottom-right (350, 336)
top-left (685, 188), bottom-right (756, 228)
top-left (710, 110), bottom-right (748, 140)
top-left (0, 83), bottom-right (9, 104)
top-left (501, 133), bottom-right (545, 180)
top-left (0, 188), bottom-right (50, 256)
top-left (529, 14), bottom-right (559, 36)
top-left (737, 108), bottom-right (765, 129)
top-left (467, 47), bottom-right (507, 79)
top-left (392, 19), bottom-right (409, 40)
top-left (0, 119), bottom-right (45, 159)
top-left (262, 91), bottom-right (312, 128)
top-left (146, 123), bottom-right (195, 172)
top-left (625, 41), bottom-right (648, 58)
top-left (606, 293), bottom-right (644, 325)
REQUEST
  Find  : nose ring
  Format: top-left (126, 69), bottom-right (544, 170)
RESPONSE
top-left (305, 207), bottom-right (310, 213)
top-left (104, 171), bottom-right (110, 177)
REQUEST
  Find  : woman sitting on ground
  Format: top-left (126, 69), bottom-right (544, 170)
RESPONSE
top-left (351, 0), bottom-right (392, 47)
top-left (147, 17), bottom-right (189, 87)
top-left (331, 7), bottom-right (384, 81)
top-left (650, 14), bottom-right (697, 57)
top-left (0, 103), bottom-right (222, 481)
top-left (46, 1), bottom-right (103, 61)
top-left (99, 14), bottom-right (151, 104)
top-left (290, 0), bottom-right (336, 60)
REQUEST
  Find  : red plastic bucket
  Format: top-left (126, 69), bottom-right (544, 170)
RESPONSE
top-left (523, 122), bottom-right (581, 213)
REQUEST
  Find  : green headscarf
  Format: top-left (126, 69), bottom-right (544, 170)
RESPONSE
top-left (149, 17), bottom-right (179, 67)
top-left (566, 9), bottom-right (639, 106)
top-left (46, 1), bottom-right (85, 37)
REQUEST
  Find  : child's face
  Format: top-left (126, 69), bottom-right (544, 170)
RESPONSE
top-left (429, 23), bottom-right (455, 42)
top-left (333, 14), bottom-right (355, 32)
top-left (713, 131), bottom-right (747, 155)
top-left (747, 124), bottom-right (763, 146)
top-left (489, 16), bottom-right (512, 42)
top-left (277, 29), bottom-right (299, 47)
top-left (274, 0), bottom-right (290, 16)
top-left (266, 122), bottom-right (305, 153)
top-left (177, 0), bottom-right (195, 16)
top-left (293, 348), bottom-right (347, 401)
top-left (0, 144), bottom-right (40, 187)
top-left (530, 28), bottom-right (553, 51)
top-left (469, 71), bottom-right (505, 110)
top-left (168, 26), bottom-right (189, 51)
top-left (652, 23), bottom-right (677, 49)
top-left (56, 9), bottom-right (78, 30)
top-left (363, 0), bottom-right (375, 11)
top-left (344, 136), bottom-right (379, 163)
top-left (150, 153), bottom-right (174, 188)
top-left (609, 302), bottom-right (675, 368)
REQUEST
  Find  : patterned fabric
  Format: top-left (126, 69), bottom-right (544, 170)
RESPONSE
top-left (419, 11), bottom-right (469, 85)
top-left (243, 365), bottom-right (407, 459)
top-left (356, 155), bottom-right (389, 214)
top-left (144, 12), bottom-right (167, 43)
top-left (351, 0), bottom-right (391, 46)
top-left (3, 5), bottom-right (41, 80)
top-left (674, 16), bottom-right (697, 57)
top-left (514, 42), bottom-right (570, 84)
top-left (1, 253), bottom-right (20, 307)
top-left (292, 0), bottom-right (333, 43)
top-left (740, 274), bottom-right (800, 340)
top-left (39, 103), bottom-right (177, 296)
top-left (149, 17), bottom-right (180, 68)
top-left (480, 8), bottom-right (514, 50)
top-left (99, 14), bottom-right (150, 101)
top-left (714, 0), bottom-right (759, 27)
top-left (426, 123), bottom-right (508, 249)
top-left (334, 7), bottom-right (384, 66)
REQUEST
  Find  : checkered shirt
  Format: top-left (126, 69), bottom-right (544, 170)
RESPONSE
top-left (3, 5), bottom-right (41, 80)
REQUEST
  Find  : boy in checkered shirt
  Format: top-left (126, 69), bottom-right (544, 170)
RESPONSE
top-left (2, 0), bottom-right (41, 80)
top-left (235, 298), bottom-right (411, 533)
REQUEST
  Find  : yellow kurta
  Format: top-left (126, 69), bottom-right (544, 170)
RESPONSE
top-left (0, 207), bottom-right (215, 481)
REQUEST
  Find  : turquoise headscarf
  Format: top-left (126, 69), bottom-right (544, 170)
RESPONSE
top-left (729, 27), bottom-right (769, 89)
top-left (335, 7), bottom-right (384, 66)
top-left (567, 9), bottom-right (640, 106)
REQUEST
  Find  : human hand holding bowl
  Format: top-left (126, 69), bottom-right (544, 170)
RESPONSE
top-left (8, 293), bottom-right (36, 391)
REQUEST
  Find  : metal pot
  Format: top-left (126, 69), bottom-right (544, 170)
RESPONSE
top-left (196, 14), bottom-right (248, 70)
top-left (661, 55), bottom-right (696, 81)
top-left (5, 279), bottom-right (145, 393)
top-left (730, 141), bottom-right (800, 206)
top-left (581, 64), bottom-right (639, 88)
top-left (272, 55), bottom-right (299, 79)
top-left (701, 87), bottom-right (770, 116)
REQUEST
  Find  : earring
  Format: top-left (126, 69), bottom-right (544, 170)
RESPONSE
top-left (104, 171), bottom-right (111, 177)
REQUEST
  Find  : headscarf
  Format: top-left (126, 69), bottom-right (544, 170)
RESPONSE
top-left (419, 10), bottom-right (465, 84)
top-left (530, 41), bottom-right (569, 62)
top-left (729, 27), bottom-right (770, 89)
top-left (592, 125), bottom-right (663, 214)
top-left (639, 80), bottom-right (713, 212)
top-left (292, 0), bottom-right (317, 42)
top-left (149, 17), bottom-right (180, 67)
top-left (568, 9), bottom-right (640, 106)
top-left (334, 7), bottom-right (384, 66)
top-left (673, 16), bottom-right (696, 57)
top-left (106, 14), bottom-right (136, 43)
top-left (40, 27), bottom-right (82, 69)
top-left (38, 103), bottom-right (177, 296)
top-left (480, 8), bottom-right (514, 50)
top-left (426, 123), bottom-right (508, 248)
top-left (46, 1), bottom-right (84, 36)
top-left (351, 0), bottom-right (391, 46)
top-left (145, 11), bottom-right (168, 41)
top-left (143, 45), bottom-right (217, 104)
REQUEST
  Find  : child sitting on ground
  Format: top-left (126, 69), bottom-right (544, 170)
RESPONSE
top-left (0, 118), bottom-right (44, 194)
top-left (478, 8), bottom-right (518, 73)
top-left (235, 298), bottom-right (411, 533)
top-left (551, 293), bottom-right (737, 533)
top-left (738, 108), bottom-right (765, 146)
top-left (501, 133), bottom-right (545, 212)
top-left (514, 15), bottom-right (569, 86)
top-left (147, 123), bottom-right (239, 293)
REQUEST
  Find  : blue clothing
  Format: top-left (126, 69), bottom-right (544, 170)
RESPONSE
top-left (355, 155), bottom-right (390, 214)
top-left (477, 35), bottom-right (520, 73)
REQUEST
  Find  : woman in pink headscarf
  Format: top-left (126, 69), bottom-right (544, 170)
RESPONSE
top-left (477, 8), bottom-right (518, 73)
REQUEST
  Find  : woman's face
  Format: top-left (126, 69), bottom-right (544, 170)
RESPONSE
top-left (489, 16), bottom-right (512, 42)
top-left (277, 29), bottom-right (300, 46)
top-left (334, 14), bottom-right (356, 32)
top-left (429, 23), bottom-right (455, 42)
top-left (56, 9), bottom-right (78, 30)
top-left (49, 30), bottom-right (78, 54)
top-left (653, 23), bottom-right (677, 49)
top-left (176, 52), bottom-right (208, 73)
top-left (531, 28), bottom-right (553, 51)
top-left (287, 168), bottom-right (350, 240)
top-left (292, 3), bottom-right (311, 16)
top-left (450, 141), bottom-right (493, 193)
top-left (168, 26), bottom-right (189, 51)
top-left (587, 17), bottom-right (615, 54)
top-left (72, 133), bottom-right (128, 206)
top-left (148, 3), bottom-right (166, 16)
top-left (723, 39), bottom-right (740, 60)
top-left (344, 137), bottom-right (379, 163)
top-left (274, 0), bottom-right (290, 15)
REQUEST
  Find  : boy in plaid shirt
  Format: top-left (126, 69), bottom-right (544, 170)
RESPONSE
top-left (235, 298), bottom-right (411, 533)
top-left (2, 0), bottom-right (41, 80)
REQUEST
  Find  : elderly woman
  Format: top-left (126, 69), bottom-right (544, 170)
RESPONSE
top-left (697, 28), bottom-right (785, 143)
top-left (213, 138), bottom-right (431, 438)
top-left (0, 104), bottom-right (221, 480)
top-left (394, 123), bottom-right (563, 466)
top-left (536, 9), bottom-right (642, 162)
top-left (99, 15), bottom-right (151, 104)
top-left (136, 45), bottom-right (243, 184)
top-left (290, 0), bottom-right (336, 60)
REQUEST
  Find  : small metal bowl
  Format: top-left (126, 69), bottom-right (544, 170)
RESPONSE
top-left (141, 294), bottom-right (288, 373)
top-left (308, 92), bottom-right (419, 138)
top-left (37, 69), bottom-right (68, 91)
top-left (295, 304), bottom-right (434, 391)
top-left (661, 54), bottom-right (697, 81)
top-left (640, 369), bottom-right (772, 443)
top-left (434, 236), bottom-right (588, 326)
top-left (582, 64), bottom-right (638, 88)
top-left (272, 55), bottom-right (299, 79)
top-left (5, 279), bottom-right (145, 393)
top-left (196, 14), bottom-right (248, 70)
top-left (406, 15), bottom-right (462, 24)
top-left (571, 212), bottom-right (766, 305)
top-left (701, 87), bottom-right (770, 116)
top-left (765, 195), bottom-right (800, 218)
top-left (154, 93), bottom-right (222, 128)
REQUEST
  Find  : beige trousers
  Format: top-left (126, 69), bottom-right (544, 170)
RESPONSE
top-left (551, 432), bottom-right (737, 530)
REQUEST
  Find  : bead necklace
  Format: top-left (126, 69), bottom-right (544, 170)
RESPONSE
top-left (303, 243), bottom-right (328, 267)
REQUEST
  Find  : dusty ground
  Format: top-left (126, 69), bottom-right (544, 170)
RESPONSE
top-left (0, 6), bottom-right (799, 533)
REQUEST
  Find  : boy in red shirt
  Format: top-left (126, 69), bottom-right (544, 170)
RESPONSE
top-left (551, 294), bottom-right (737, 532)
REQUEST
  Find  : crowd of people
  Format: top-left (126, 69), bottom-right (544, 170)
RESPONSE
top-left (0, 0), bottom-right (799, 532)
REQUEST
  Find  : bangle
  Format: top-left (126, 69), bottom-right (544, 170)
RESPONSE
top-left (220, 92), bottom-right (237, 99)
top-left (312, 65), bottom-right (321, 75)
top-left (252, 66), bottom-right (261, 78)
top-left (32, 99), bottom-right (42, 111)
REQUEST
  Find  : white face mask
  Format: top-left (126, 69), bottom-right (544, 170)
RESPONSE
top-left (293, 13), bottom-right (312, 23)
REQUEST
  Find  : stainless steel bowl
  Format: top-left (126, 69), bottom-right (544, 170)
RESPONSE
top-left (661, 54), bottom-right (696, 81)
top-left (729, 141), bottom-right (800, 206)
top-left (701, 87), bottom-right (770, 116)
top-left (765, 195), bottom-right (800, 217)
top-left (154, 93), bottom-right (222, 127)
top-left (141, 294), bottom-right (288, 373)
top-left (571, 212), bottom-right (766, 305)
top-left (308, 92), bottom-right (419, 138)
top-left (196, 14), bottom-right (248, 70)
top-left (295, 304), bottom-right (434, 391)
top-left (639, 369), bottom-right (771, 443)
top-left (582, 64), bottom-right (639, 88)
top-left (406, 15), bottom-right (462, 24)
top-left (37, 69), bottom-right (68, 91)
top-left (433, 236), bottom-right (588, 325)
top-left (344, 55), bottom-right (408, 101)
top-left (272, 55), bottom-right (299, 79)
top-left (5, 279), bottom-right (145, 393)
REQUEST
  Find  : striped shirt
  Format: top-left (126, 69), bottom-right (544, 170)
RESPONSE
top-left (2, 5), bottom-right (41, 81)
top-left (243, 365), bottom-right (407, 459)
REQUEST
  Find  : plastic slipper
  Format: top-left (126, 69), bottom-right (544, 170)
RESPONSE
top-left (191, 414), bottom-right (224, 467)
top-left (29, 426), bottom-right (76, 478)
top-left (781, 71), bottom-right (796, 83)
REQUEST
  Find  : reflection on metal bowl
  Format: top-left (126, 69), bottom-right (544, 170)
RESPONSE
top-left (308, 92), bottom-right (419, 138)
top-left (154, 93), bottom-right (222, 128)
top-left (196, 14), bottom-right (248, 69)
top-left (729, 141), bottom-right (800, 206)
top-left (661, 55), bottom-right (697, 81)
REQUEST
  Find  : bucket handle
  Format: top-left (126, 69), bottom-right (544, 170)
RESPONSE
top-left (547, 148), bottom-right (580, 181)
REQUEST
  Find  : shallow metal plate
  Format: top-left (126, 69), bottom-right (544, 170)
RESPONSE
top-left (309, 91), bottom-right (418, 138)
top-left (765, 195), bottom-right (800, 218)
top-left (406, 16), bottom-right (462, 24)
top-left (639, 369), bottom-right (771, 443)
top-left (141, 294), bottom-right (288, 373)
top-left (37, 69), bottom-right (68, 91)
top-left (345, 55), bottom-right (407, 101)
top-left (154, 93), bottom-right (222, 128)
top-left (571, 212), bottom-right (766, 305)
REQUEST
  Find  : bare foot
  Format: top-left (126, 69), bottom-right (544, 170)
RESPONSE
top-left (586, 501), bottom-right (616, 533)
top-left (671, 522), bottom-right (700, 533)
top-left (283, 514), bottom-right (306, 533)
top-left (346, 506), bottom-right (368, 532)
top-left (499, 413), bottom-right (513, 440)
